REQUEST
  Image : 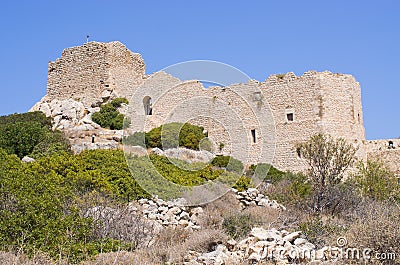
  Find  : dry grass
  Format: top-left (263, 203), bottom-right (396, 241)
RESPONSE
top-left (196, 191), bottom-right (242, 229)
top-left (0, 251), bottom-right (59, 265)
top-left (342, 201), bottom-right (400, 264)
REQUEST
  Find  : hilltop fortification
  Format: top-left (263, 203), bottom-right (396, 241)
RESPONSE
top-left (31, 41), bottom-right (398, 174)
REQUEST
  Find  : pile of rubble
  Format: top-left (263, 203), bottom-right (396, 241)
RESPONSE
top-left (188, 227), bottom-right (327, 265)
top-left (138, 197), bottom-right (203, 231)
top-left (233, 188), bottom-right (286, 211)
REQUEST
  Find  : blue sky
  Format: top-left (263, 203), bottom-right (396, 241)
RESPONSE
top-left (0, 1), bottom-right (398, 140)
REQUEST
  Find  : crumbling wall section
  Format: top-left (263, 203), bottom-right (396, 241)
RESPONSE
top-left (47, 41), bottom-right (144, 107)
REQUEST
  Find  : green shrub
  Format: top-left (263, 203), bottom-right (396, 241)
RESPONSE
top-left (0, 112), bottom-right (70, 158)
top-left (223, 213), bottom-right (259, 239)
top-left (110, 97), bottom-right (129, 108)
top-left (0, 111), bottom-right (52, 128)
top-left (149, 154), bottom-right (221, 186)
top-left (246, 163), bottom-right (285, 183)
top-left (92, 99), bottom-right (129, 130)
top-left (267, 172), bottom-right (313, 208)
top-left (199, 137), bottom-right (214, 152)
top-left (0, 121), bottom-right (46, 158)
top-left (299, 216), bottom-right (343, 248)
top-left (233, 176), bottom-right (252, 191)
top-left (353, 159), bottom-right (400, 201)
top-left (211, 155), bottom-right (244, 174)
top-left (31, 130), bottom-right (71, 158)
top-left (124, 123), bottom-right (211, 151)
top-left (0, 150), bottom-right (91, 262)
top-left (0, 149), bottom-right (140, 263)
top-left (123, 131), bottom-right (146, 147)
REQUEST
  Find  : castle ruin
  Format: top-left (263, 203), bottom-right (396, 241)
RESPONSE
top-left (31, 41), bottom-right (399, 175)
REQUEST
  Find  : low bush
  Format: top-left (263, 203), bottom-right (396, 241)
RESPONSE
top-left (0, 150), bottom-right (94, 263)
top-left (110, 97), bottom-right (129, 108)
top-left (0, 112), bottom-right (70, 158)
top-left (183, 229), bottom-right (229, 253)
top-left (145, 122), bottom-right (207, 150)
top-left (299, 216), bottom-right (343, 248)
top-left (223, 213), bottom-right (259, 240)
top-left (353, 159), bottom-right (400, 201)
top-left (123, 131), bottom-right (146, 148)
top-left (0, 111), bottom-right (52, 128)
top-left (124, 123), bottom-right (210, 151)
top-left (246, 163), bottom-right (286, 183)
top-left (344, 200), bottom-right (400, 264)
top-left (266, 172), bottom-right (313, 209)
top-left (92, 98), bottom-right (129, 130)
top-left (30, 130), bottom-right (71, 158)
top-left (211, 155), bottom-right (244, 174)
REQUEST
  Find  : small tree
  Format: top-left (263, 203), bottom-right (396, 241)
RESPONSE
top-left (296, 133), bottom-right (357, 212)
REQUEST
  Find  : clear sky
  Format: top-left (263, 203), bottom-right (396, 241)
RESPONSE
top-left (0, 1), bottom-right (398, 140)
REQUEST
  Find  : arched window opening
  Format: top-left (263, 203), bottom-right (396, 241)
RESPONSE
top-left (143, 96), bottom-right (153, 115)
top-left (389, 141), bottom-right (394, 149)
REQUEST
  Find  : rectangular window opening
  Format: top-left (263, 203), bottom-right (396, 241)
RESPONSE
top-left (296, 147), bottom-right (301, 158)
top-left (287, 113), bottom-right (294, 122)
top-left (251, 129), bottom-right (256, 143)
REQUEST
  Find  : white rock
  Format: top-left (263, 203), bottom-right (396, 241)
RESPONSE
top-left (283, 231), bottom-right (302, 242)
top-left (226, 239), bottom-right (237, 251)
top-left (191, 207), bottom-right (204, 215)
top-left (101, 90), bottom-right (112, 99)
top-left (173, 197), bottom-right (187, 206)
top-left (250, 228), bottom-right (281, 242)
top-left (87, 107), bottom-right (101, 114)
top-left (151, 147), bottom-right (164, 156)
top-left (158, 206), bottom-right (169, 214)
top-left (248, 252), bottom-right (262, 262)
top-left (294, 238), bottom-right (308, 246)
top-left (179, 211), bottom-right (190, 220)
top-left (22, 156), bottom-right (35, 163)
top-left (178, 219), bottom-right (189, 226)
top-left (38, 103), bottom-right (52, 117)
top-left (167, 206), bottom-right (182, 215)
top-left (257, 198), bottom-right (271, 207)
top-left (302, 242), bottom-right (316, 250)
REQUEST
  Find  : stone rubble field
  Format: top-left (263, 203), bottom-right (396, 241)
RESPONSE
top-left (86, 187), bottom-right (336, 265)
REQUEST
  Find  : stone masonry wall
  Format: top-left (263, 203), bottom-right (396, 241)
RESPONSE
top-left (128, 72), bottom-right (275, 166)
top-left (366, 139), bottom-right (400, 175)
top-left (47, 41), bottom-right (144, 107)
top-left (128, 70), bottom-right (366, 172)
top-left (259, 72), bottom-right (322, 172)
top-left (318, 72), bottom-right (366, 161)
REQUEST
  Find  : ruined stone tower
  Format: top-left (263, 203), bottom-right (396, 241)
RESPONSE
top-left (46, 41), bottom-right (145, 107)
top-left (259, 71), bottom-right (366, 171)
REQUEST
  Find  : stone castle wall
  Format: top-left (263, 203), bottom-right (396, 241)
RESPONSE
top-left (39, 41), bottom-right (398, 173)
top-left (47, 41), bottom-right (145, 107)
top-left (128, 72), bottom-right (275, 166)
top-left (128, 70), bottom-right (366, 171)
top-left (366, 139), bottom-right (400, 175)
